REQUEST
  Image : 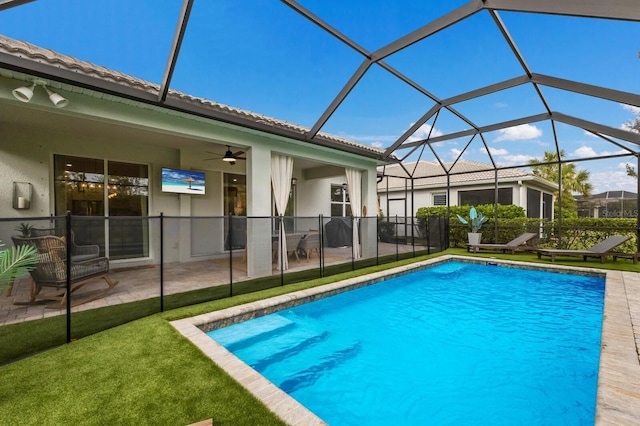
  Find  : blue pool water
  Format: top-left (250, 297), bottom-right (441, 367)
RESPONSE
top-left (207, 261), bottom-right (605, 425)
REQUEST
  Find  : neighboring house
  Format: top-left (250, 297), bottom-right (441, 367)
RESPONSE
top-left (377, 160), bottom-right (558, 219)
top-left (576, 191), bottom-right (639, 218)
top-left (0, 36), bottom-right (386, 277)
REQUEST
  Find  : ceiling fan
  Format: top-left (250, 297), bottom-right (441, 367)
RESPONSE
top-left (204, 145), bottom-right (246, 165)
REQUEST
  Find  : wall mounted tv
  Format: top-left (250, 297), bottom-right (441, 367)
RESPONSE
top-left (161, 168), bottom-right (205, 195)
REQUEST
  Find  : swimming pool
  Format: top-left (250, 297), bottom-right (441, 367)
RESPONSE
top-left (207, 260), bottom-right (605, 425)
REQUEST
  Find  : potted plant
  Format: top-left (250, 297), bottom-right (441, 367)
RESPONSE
top-left (456, 206), bottom-right (488, 245)
top-left (15, 222), bottom-right (35, 237)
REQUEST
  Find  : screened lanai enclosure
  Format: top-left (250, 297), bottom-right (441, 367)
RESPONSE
top-left (0, 1), bottom-right (639, 339)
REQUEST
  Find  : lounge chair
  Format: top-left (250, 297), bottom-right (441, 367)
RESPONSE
top-left (537, 235), bottom-right (633, 263)
top-left (31, 227), bottom-right (100, 262)
top-left (11, 235), bottom-right (118, 308)
top-left (468, 232), bottom-right (537, 254)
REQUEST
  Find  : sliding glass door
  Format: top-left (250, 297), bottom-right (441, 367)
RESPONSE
top-left (54, 155), bottom-right (149, 259)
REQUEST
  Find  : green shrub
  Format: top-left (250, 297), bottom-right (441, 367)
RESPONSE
top-left (415, 205), bottom-right (637, 250)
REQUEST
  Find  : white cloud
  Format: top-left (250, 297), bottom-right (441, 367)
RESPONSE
top-left (479, 147), bottom-right (508, 155)
top-left (450, 148), bottom-right (463, 159)
top-left (619, 162), bottom-right (635, 169)
top-left (621, 104), bottom-right (640, 115)
top-left (371, 141), bottom-right (384, 149)
top-left (494, 124), bottom-right (542, 142)
top-left (477, 147), bottom-right (536, 165)
top-left (622, 122), bottom-right (639, 133)
top-left (590, 169), bottom-right (637, 194)
top-left (572, 146), bottom-right (628, 158)
top-left (499, 154), bottom-right (536, 165)
top-left (573, 146), bottom-right (597, 158)
top-left (407, 123), bottom-right (443, 142)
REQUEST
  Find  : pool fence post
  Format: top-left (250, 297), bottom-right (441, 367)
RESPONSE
top-left (426, 216), bottom-right (431, 255)
top-left (395, 215), bottom-right (399, 262)
top-left (65, 211), bottom-right (72, 343)
top-left (319, 214), bottom-right (324, 277)
top-left (411, 215), bottom-right (416, 258)
top-left (229, 214), bottom-right (234, 294)
top-left (160, 213), bottom-right (164, 312)
top-left (280, 215), bottom-right (285, 286)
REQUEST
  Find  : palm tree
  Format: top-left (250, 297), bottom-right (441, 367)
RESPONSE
top-left (529, 150), bottom-right (593, 219)
top-left (0, 241), bottom-right (39, 293)
top-left (624, 114), bottom-right (639, 177)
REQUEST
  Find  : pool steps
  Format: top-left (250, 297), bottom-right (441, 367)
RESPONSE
top-left (210, 313), bottom-right (361, 393)
top-left (278, 342), bottom-right (362, 393)
top-left (208, 314), bottom-right (293, 347)
top-left (245, 330), bottom-right (330, 371)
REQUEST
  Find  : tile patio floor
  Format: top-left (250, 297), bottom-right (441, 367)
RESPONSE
top-left (0, 243), bottom-right (420, 325)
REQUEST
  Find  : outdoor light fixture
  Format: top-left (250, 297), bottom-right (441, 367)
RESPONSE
top-left (11, 82), bottom-right (36, 103)
top-left (291, 177), bottom-right (297, 186)
top-left (222, 146), bottom-right (236, 162)
top-left (45, 86), bottom-right (69, 108)
top-left (12, 80), bottom-right (68, 108)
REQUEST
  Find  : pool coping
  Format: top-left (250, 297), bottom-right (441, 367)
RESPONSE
top-left (170, 255), bottom-right (640, 425)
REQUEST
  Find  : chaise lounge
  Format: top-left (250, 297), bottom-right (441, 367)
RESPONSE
top-left (12, 235), bottom-right (118, 308)
top-left (537, 235), bottom-right (635, 263)
top-left (468, 232), bottom-right (537, 254)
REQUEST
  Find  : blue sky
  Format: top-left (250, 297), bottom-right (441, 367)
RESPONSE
top-left (1, 0), bottom-right (639, 193)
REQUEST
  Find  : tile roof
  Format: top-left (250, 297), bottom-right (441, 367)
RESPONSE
top-left (378, 160), bottom-right (553, 190)
top-left (0, 35), bottom-right (386, 159)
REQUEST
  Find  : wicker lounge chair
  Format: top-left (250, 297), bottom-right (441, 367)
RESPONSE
top-left (11, 235), bottom-right (118, 308)
top-left (272, 233), bottom-right (304, 264)
top-left (297, 232), bottom-right (320, 261)
top-left (468, 232), bottom-right (537, 254)
top-left (31, 227), bottom-right (100, 262)
top-left (537, 235), bottom-right (633, 263)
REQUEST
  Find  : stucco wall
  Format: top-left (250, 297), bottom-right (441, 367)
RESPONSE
top-left (0, 77), bottom-right (381, 269)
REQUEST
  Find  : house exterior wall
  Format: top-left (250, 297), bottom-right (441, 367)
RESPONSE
top-left (378, 182), bottom-right (553, 218)
top-left (0, 76), bottom-right (381, 272)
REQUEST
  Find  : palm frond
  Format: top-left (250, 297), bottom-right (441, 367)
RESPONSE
top-left (0, 244), bottom-right (39, 286)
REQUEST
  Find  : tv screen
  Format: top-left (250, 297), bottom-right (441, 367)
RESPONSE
top-left (161, 168), bottom-right (205, 195)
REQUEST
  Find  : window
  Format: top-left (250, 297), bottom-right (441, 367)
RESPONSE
top-left (331, 184), bottom-right (352, 217)
top-left (433, 192), bottom-right (447, 206)
top-left (53, 155), bottom-right (149, 259)
top-left (458, 188), bottom-right (513, 206)
top-left (543, 193), bottom-right (553, 219)
top-left (527, 188), bottom-right (541, 218)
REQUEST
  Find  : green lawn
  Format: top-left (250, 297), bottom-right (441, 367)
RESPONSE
top-left (0, 249), bottom-right (636, 425)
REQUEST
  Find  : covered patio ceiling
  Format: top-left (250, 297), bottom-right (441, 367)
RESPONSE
top-left (0, 1), bottom-right (639, 190)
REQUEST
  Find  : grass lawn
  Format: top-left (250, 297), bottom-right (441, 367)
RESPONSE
top-left (0, 249), bottom-right (637, 425)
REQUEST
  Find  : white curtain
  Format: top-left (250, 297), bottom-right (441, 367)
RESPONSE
top-left (271, 155), bottom-right (294, 270)
top-left (345, 168), bottom-right (362, 259)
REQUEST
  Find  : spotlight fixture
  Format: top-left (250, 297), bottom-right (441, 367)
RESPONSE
top-left (12, 79), bottom-right (68, 108)
top-left (12, 82), bottom-right (36, 103)
top-left (45, 86), bottom-right (69, 108)
top-left (222, 146), bottom-right (236, 162)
